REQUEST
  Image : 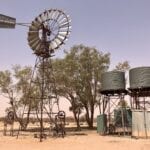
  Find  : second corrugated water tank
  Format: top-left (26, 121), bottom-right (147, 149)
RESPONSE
top-left (129, 67), bottom-right (150, 89)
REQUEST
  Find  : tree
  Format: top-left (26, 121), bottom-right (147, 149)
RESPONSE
top-left (52, 58), bottom-right (83, 130)
top-left (115, 61), bottom-right (131, 109)
top-left (114, 61), bottom-right (130, 72)
top-left (0, 70), bottom-right (14, 105)
top-left (13, 65), bottom-right (37, 128)
top-left (117, 99), bottom-right (128, 108)
top-left (0, 65), bottom-right (33, 129)
top-left (69, 99), bottom-right (83, 130)
top-left (53, 44), bottom-right (110, 128)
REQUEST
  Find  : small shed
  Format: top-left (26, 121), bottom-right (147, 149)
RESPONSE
top-left (132, 110), bottom-right (150, 138)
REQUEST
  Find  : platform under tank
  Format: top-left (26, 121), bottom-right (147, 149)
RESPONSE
top-left (129, 67), bottom-right (150, 90)
top-left (101, 71), bottom-right (126, 94)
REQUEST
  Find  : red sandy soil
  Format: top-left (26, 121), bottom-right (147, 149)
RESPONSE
top-left (0, 122), bottom-right (150, 150)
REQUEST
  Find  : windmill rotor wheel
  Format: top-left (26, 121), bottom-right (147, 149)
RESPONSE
top-left (57, 110), bottom-right (66, 119)
top-left (28, 9), bottom-right (71, 58)
top-left (7, 111), bottom-right (15, 122)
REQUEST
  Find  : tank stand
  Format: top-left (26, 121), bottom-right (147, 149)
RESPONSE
top-left (101, 93), bottom-right (129, 136)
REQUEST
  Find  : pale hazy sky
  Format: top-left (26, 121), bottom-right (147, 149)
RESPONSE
top-left (0, 0), bottom-right (150, 115)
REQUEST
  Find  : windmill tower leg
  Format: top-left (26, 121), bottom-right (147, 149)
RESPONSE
top-left (25, 56), bottom-right (60, 141)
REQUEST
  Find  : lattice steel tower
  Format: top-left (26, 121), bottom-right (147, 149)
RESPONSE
top-left (27, 9), bottom-right (71, 141)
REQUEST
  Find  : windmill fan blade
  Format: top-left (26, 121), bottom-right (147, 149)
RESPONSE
top-left (28, 33), bottom-right (38, 41)
top-left (59, 26), bottom-right (70, 32)
top-left (58, 17), bottom-right (67, 25)
top-left (41, 11), bottom-right (48, 22)
top-left (34, 41), bottom-right (42, 51)
top-left (47, 10), bottom-right (53, 20)
top-left (29, 36), bottom-right (39, 45)
top-left (32, 20), bottom-right (41, 29)
top-left (58, 31), bottom-right (68, 36)
top-left (35, 16), bottom-right (43, 24)
top-left (64, 38), bottom-right (68, 42)
top-left (57, 35), bottom-right (65, 41)
top-left (51, 11), bottom-right (57, 20)
top-left (54, 38), bottom-right (62, 46)
top-left (31, 39), bottom-right (41, 49)
top-left (51, 11), bottom-right (56, 19)
top-left (57, 14), bottom-right (65, 23)
top-left (59, 15), bottom-right (70, 24)
top-left (53, 11), bottom-right (60, 20)
top-left (29, 24), bottom-right (39, 31)
top-left (61, 25), bottom-right (72, 29)
top-left (59, 22), bottom-right (70, 28)
top-left (50, 41), bottom-right (57, 50)
top-left (28, 31), bottom-right (39, 38)
top-left (54, 11), bottom-right (62, 21)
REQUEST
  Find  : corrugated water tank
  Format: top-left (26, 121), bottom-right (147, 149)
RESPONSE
top-left (101, 71), bottom-right (125, 92)
top-left (129, 67), bottom-right (150, 89)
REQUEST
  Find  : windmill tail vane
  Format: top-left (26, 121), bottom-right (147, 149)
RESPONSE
top-left (0, 14), bottom-right (16, 29)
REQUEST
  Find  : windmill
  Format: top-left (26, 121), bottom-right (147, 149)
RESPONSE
top-left (0, 9), bottom-right (71, 141)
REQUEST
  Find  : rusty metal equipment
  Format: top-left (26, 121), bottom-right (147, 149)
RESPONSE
top-left (28, 9), bottom-right (71, 57)
top-left (0, 9), bottom-right (71, 142)
top-left (3, 111), bottom-right (15, 136)
top-left (24, 9), bottom-right (71, 142)
top-left (53, 111), bottom-right (66, 137)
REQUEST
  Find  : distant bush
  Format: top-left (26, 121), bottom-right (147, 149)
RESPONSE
top-left (0, 117), bottom-right (5, 122)
top-left (66, 116), bottom-right (75, 122)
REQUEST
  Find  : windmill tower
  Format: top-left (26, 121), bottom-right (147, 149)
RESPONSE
top-left (0, 9), bottom-right (71, 142)
top-left (27, 9), bottom-right (71, 141)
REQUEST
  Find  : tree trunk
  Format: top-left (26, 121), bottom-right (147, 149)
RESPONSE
top-left (72, 110), bottom-right (81, 130)
top-left (84, 104), bottom-right (95, 129)
top-left (84, 106), bottom-right (91, 128)
top-left (89, 105), bottom-right (94, 128)
top-left (68, 94), bottom-right (81, 130)
top-left (10, 97), bottom-right (28, 130)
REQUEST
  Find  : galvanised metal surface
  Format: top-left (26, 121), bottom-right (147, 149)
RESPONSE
top-left (101, 71), bottom-right (125, 92)
top-left (132, 110), bottom-right (150, 138)
top-left (97, 114), bottom-right (107, 135)
top-left (114, 108), bottom-right (132, 127)
top-left (0, 14), bottom-right (16, 28)
top-left (129, 67), bottom-right (150, 89)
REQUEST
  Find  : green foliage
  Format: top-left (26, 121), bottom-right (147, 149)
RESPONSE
top-left (0, 70), bottom-right (12, 94)
top-left (13, 65), bottom-right (32, 93)
top-left (118, 100), bottom-right (129, 108)
top-left (114, 61), bottom-right (130, 72)
top-left (0, 65), bottom-right (33, 127)
top-left (53, 44), bottom-right (110, 128)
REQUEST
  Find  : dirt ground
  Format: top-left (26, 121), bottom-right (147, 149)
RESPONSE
top-left (0, 122), bottom-right (150, 150)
